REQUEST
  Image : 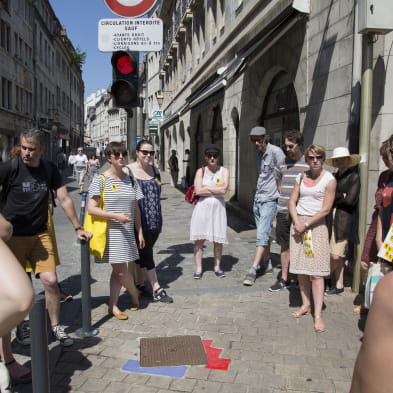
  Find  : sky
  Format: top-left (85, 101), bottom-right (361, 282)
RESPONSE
top-left (50, 0), bottom-right (119, 99)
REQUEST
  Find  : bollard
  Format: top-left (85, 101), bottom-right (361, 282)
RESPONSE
top-left (76, 192), bottom-right (99, 338)
top-left (30, 294), bottom-right (50, 393)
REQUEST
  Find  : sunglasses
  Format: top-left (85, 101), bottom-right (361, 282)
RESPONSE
top-left (284, 143), bottom-right (297, 150)
top-left (112, 151), bottom-right (127, 158)
top-left (307, 155), bottom-right (323, 161)
top-left (206, 153), bottom-right (219, 159)
top-left (139, 150), bottom-right (155, 156)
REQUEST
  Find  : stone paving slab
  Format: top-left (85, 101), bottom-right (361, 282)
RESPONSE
top-left (12, 169), bottom-right (363, 393)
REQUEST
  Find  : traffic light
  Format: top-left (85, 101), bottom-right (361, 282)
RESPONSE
top-left (110, 51), bottom-right (139, 108)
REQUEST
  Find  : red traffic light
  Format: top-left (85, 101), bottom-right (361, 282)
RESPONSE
top-left (111, 51), bottom-right (136, 75)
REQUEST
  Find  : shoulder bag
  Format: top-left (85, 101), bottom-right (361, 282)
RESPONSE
top-left (83, 175), bottom-right (107, 258)
top-left (185, 167), bottom-right (205, 204)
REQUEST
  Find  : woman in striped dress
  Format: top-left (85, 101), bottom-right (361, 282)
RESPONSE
top-left (87, 142), bottom-right (144, 320)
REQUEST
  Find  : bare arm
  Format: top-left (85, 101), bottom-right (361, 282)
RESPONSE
top-left (56, 185), bottom-right (92, 240)
top-left (87, 195), bottom-right (132, 224)
top-left (0, 214), bottom-right (12, 241)
top-left (194, 168), bottom-right (213, 197)
top-left (376, 211), bottom-right (383, 250)
top-left (207, 167), bottom-right (229, 196)
top-left (134, 202), bottom-right (145, 249)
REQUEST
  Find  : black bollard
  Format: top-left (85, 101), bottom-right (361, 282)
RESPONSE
top-left (30, 294), bottom-right (50, 393)
top-left (76, 192), bottom-right (99, 338)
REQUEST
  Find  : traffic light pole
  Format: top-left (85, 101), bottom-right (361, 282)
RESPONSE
top-left (126, 108), bottom-right (137, 156)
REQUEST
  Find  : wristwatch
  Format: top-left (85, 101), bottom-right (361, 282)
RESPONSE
top-left (74, 226), bottom-right (83, 231)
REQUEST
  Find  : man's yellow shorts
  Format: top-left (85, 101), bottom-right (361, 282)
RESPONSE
top-left (6, 231), bottom-right (56, 277)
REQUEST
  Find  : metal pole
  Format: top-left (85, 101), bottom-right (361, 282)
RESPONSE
top-left (30, 294), bottom-right (50, 393)
top-left (75, 192), bottom-right (99, 338)
top-left (127, 108), bottom-right (137, 157)
top-left (353, 33), bottom-right (374, 292)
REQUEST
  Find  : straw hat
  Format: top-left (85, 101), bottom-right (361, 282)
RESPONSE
top-left (325, 147), bottom-right (361, 168)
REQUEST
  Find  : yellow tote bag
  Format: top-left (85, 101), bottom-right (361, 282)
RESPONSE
top-left (84, 175), bottom-right (107, 258)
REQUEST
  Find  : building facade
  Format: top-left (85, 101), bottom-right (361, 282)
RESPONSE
top-left (149, 0), bottom-right (393, 219)
top-left (0, 0), bottom-right (84, 161)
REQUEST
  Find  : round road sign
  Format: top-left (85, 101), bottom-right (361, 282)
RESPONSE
top-left (104, 0), bottom-right (157, 18)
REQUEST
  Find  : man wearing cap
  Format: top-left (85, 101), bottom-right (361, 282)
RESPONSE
top-left (268, 129), bottom-right (309, 291)
top-left (243, 126), bottom-right (285, 286)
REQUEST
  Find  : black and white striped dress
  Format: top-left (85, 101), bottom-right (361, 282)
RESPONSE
top-left (88, 174), bottom-right (144, 264)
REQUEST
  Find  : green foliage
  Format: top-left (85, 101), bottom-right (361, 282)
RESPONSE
top-left (72, 46), bottom-right (86, 67)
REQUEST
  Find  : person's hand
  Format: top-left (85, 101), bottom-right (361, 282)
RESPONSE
top-left (76, 229), bottom-right (92, 241)
top-left (138, 233), bottom-right (145, 249)
top-left (293, 221), bottom-right (306, 235)
top-left (116, 213), bottom-right (132, 224)
top-left (360, 261), bottom-right (369, 271)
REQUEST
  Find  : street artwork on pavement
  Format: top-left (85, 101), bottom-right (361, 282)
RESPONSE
top-left (121, 340), bottom-right (232, 377)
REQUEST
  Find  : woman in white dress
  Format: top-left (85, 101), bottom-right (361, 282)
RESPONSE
top-left (190, 144), bottom-right (229, 279)
top-left (87, 142), bottom-right (144, 320)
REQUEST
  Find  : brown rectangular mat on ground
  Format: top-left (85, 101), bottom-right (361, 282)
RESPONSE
top-left (140, 335), bottom-right (208, 367)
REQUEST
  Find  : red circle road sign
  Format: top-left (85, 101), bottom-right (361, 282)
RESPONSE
top-left (104, 0), bottom-right (157, 18)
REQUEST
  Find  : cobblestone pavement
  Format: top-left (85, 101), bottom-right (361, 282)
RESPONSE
top-left (12, 169), bottom-right (363, 393)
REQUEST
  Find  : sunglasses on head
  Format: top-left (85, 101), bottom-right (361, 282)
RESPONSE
top-left (112, 151), bottom-right (127, 158)
top-left (139, 150), bottom-right (155, 156)
top-left (206, 153), bottom-right (219, 159)
top-left (307, 155), bottom-right (323, 161)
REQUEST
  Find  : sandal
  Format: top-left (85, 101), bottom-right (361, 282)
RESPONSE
top-left (291, 306), bottom-right (311, 318)
top-left (5, 360), bottom-right (32, 385)
top-left (314, 315), bottom-right (326, 333)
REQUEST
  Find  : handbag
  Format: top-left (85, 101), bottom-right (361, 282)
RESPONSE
top-left (83, 175), bottom-right (107, 258)
top-left (185, 167), bottom-right (205, 204)
top-left (364, 262), bottom-right (384, 309)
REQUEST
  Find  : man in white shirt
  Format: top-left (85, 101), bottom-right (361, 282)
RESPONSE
top-left (73, 147), bottom-right (88, 193)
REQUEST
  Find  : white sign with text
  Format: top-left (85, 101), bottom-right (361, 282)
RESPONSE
top-left (98, 18), bottom-right (163, 52)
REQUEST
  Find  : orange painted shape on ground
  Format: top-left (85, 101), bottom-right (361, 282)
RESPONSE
top-left (202, 340), bottom-right (232, 371)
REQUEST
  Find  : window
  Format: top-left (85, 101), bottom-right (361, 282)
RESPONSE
top-left (1, 77), bottom-right (12, 109)
top-left (0, 19), bottom-right (11, 52)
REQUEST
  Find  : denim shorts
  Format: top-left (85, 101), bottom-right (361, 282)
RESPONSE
top-left (253, 200), bottom-right (277, 246)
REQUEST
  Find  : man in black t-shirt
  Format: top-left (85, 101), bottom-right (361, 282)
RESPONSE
top-left (0, 129), bottom-right (91, 357)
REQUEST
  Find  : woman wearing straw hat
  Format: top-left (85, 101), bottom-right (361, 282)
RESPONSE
top-left (325, 147), bottom-right (361, 295)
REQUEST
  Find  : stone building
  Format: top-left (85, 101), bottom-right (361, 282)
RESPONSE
top-left (84, 88), bottom-right (129, 154)
top-left (0, 0), bottom-right (84, 161)
top-left (148, 0), bottom-right (393, 219)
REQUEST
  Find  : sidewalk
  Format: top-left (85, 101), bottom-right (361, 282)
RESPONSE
top-left (13, 169), bottom-right (362, 393)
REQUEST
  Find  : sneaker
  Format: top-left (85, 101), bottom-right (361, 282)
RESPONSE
top-left (153, 288), bottom-right (174, 303)
top-left (243, 271), bottom-right (256, 286)
top-left (193, 272), bottom-right (202, 279)
top-left (214, 270), bottom-right (226, 278)
top-left (268, 278), bottom-right (288, 292)
top-left (256, 261), bottom-right (273, 275)
top-left (51, 325), bottom-right (73, 347)
top-left (16, 321), bottom-right (31, 346)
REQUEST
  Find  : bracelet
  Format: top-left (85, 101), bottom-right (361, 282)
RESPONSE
top-left (74, 226), bottom-right (82, 231)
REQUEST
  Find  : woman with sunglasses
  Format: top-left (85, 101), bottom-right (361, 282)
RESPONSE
top-left (324, 147), bottom-right (361, 295)
top-left (87, 142), bottom-right (144, 320)
top-left (190, 144), bottom-right (229, 279)
top-left (126, 140), bottom-right (173, 303)
top-left (288, 144), bottom-right (336, 332)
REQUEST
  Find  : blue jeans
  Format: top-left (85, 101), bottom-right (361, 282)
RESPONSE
top-left (253, 200), bottom-right (277, 247)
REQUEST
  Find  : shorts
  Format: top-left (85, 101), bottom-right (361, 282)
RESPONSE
top-left (135, 230), bottom-right (160, 270)
top-left (330, 228), bottom-right (348, 258)
top-left (6, 232), bottom-right (56, 277)
top-left (253, 200), bottom-right (277, 247)
top-left (276, 211), bottom-right (291, 247)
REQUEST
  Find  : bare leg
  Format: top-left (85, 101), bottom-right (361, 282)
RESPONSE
top-left (194, 240), bottom-right (205, 273)
top-left (109, 272), bottom-right (122, 314)
top-left (330, 254), bottom-right (344, 289)
top-left (252, 245), bottom-right (265, 269)
top-left (0, 334), bottom-right (30, 378)
top-left (145, 268), bottom-right (160, 292)
top-left (292, 274), bottom-right (312, 317)
top-left (312, 276), bottom-right (326, 332)
top-left (280, 245), bottom-right (290, 282)
top-left (39, 271), bottom-right (61, 326)
top-left (111, 263), bottom-right (139, 308)
top-left (213, 242), bottom-right (223, 272)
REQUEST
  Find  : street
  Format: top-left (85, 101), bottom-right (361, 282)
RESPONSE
top-left (12, 169), bottom-right (363, 393)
